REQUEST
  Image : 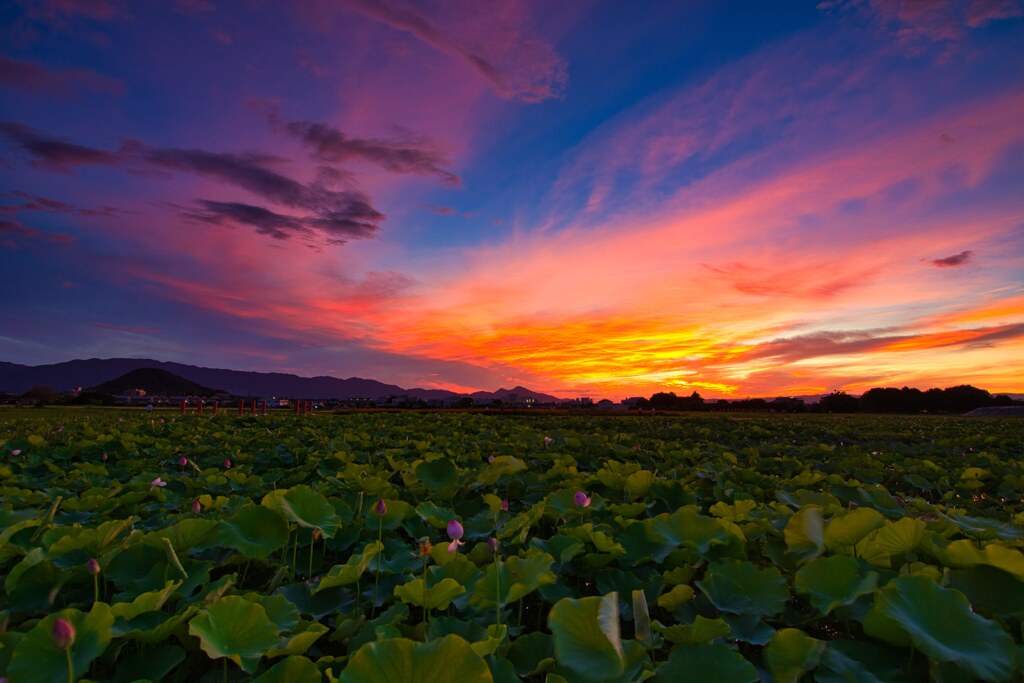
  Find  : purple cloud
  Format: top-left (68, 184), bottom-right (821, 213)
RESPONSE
top-left (334, 0), bottom-right (567, 102)
top-left (0, 55), bottom-right (124, 97)
top-left (278, 117), bottom-right (460, 185)
top-left (0, 122), bottom-right (120, 172)
top-left (182, 199), bottom-right (379, 244)
top-left (0, 218), bottom-right (75, 245)
top-left (930, 250), bottom-right (974, 267)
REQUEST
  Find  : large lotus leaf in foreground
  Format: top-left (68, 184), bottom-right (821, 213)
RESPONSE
top-left (188, 595), bottom-right (280, 673)
top-left (650, 643), bottom-right (758, 683)
top-left (696, 559), bottom-right (788, 617)
top-left (8, 603), bottom-right (113, 683)
top-left (866, 575), bottom-right (1017, 681)
top-left (794, 554), bottom-right (878, 615)
top-left (279, 485), bottom-right (341, 538)
top-left (548, 593), bottom-right (625, 681)
top-left (220, 504), bottom-right (290, 559)
top-left (339, 634), bottom-right (493, 683)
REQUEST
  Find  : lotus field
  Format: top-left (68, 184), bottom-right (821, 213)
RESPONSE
top-left (1, 409), bottom-right (1023, 682)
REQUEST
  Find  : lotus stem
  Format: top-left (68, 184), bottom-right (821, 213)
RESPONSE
top-left (308, 534), bottom-right (314, 579)
top-left (372, 516), bottom-right (383, 618)
top-left (66, 647), bottom-right (73, 683)
top-left (93, 573), bottom-right (98, 605)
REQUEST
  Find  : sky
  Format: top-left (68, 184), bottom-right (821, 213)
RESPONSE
top-left (1, 0), bottom-right (1023, 400)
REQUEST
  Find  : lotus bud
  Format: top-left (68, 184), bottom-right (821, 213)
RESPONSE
top-left (101, 452), bottom-right (107, 461)
top-left (543, 435), bottom-right (553, 445)
top-left (191, 498), bottom-right (202, 514)
top-left (313, 529), bottom-right (322, 541)
top-left (223, 458), bottom-right (231, 469)
top-left (179, 456), bottom-right (188, 466)
top-left (500, 498), bottom-right (509, 512)
top-left (150, 477), bottom-right (167, 489)
top-left (487, 455), bottom-right (496, 463)
top-left (487, 537), bottom-right (499, 554)
top-left (446, 519), bottom-right (465, 553)
top-left (573, 490), bottom-right (591, 507)
top-left (374, 498), bottom-right (387, 516)
top-left (52, 617), bottom-right (75, 650)
top-left (86, 558), bottom-right (100, 575)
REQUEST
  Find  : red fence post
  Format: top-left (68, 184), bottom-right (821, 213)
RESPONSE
top-left (262, 400), bottom-right (267, 416)
top-left (180, 399), bottom-right (186, 415)
top-left (213, 401), bottom-right (218, 415)
top-left (198, 400), bottom-right (204, 415)
top-left (239, 399), bottom-right (245, 415)
top-left (251, 400), bottom-right (256, 415)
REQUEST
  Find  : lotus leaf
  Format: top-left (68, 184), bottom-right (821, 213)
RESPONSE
top-left (253, 655), bottom-right (323, 683)
top-left (764, 628), bottom-right (825, 683)
top-left (393, 577), bottom-right (466, 610)
top-left (339, 634), bottom-right (493, 683)
top-left (220, 504), bottom-right (290, 559)
top-left (783, 505), bottom-right (825, 562)
top-left (794, 554), bottom-right (878, 615)
top-left (188, 595), bottom-right (281, 673)
top-left (696, 559), bottom-right (788, 616)
top-left (824, 508), bottom-right (885, 551)
top-left (548, 593), bottom-right (624, 681)
top-left (650, 643), bottom-right (757, 683)
top-left (280, 485), bottom-right (341, 538)
top-left (870, 575), bottom-right (1017, 680)
top-left (8, 603), bottom-right (113, 683)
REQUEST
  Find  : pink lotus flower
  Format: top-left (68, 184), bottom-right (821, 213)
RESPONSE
top-left (223, 459), bottom-right (231, 469)
top-left (488, 455), bottom-right (496, 464)
top-left (10, 449), bottom-right (21, 456)
top-left (487, 537), bottom-right (499, 554)
top-left (150, 477), bottom-right (167, 489)
top-left (86, 558), bottom-right (100, 575)
top-left (179, 456), bottom-right (188, 467)
top-left (446, 519), bottom-right (465, 553)
top-left (573, 490), bottom-right (591, 507)
top-left (500, 498), bottom-right (509, 511)
top-left (374, 498), bottom-right (387, 516)
top-left (543, 436), bottom-right (553, 446)
top-left (192, 499), bottom-right (202, 514)
top-left (52, 617), bottom-right (75, 650)
top-left (101, 452), bottom-right (107, 461)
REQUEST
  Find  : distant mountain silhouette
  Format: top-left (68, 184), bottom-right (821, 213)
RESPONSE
top-left (0, 357), bottom-right (564, 402)
top-left (92, 368), bottom-right (220, 397)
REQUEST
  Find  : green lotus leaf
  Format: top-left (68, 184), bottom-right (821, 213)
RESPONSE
top-left (696, 560), bottom-right (788, 617)
top-left (152, 518), bottom-right (220, 554)
top-left (471, 550), bottom-right (557, 608)
top-left (394, 577), bottom-right (466, 610)
top-left (279, 485), bottom-right (341, 538)
top-left (339, 634), bottom-right (493, 683)
top-left (824, 508), bottom-right (885, 551)
top-left (253, 655), bottom-right (322, 683)
top-left (416, 500), bottom-right (456, 528)
top-left (531, 535), bottom-right (585, 565)
top-left (943, 540), bottom-right (1024, 580)
top-left (646, 507), bottom-right (744, 561)
top-left (764, 628), bottom-right (825, 683)
top-left (943, 513), bottom-right (1023, 541)
top-left (47, 517), bottom-right (134, 559)
top-left (8, 603), bottom-right (114, 683)
top-left (871, 574), bottom-right (1016, 680)
top-left (247, 593), bottom-right (301, 633)
top-left (188, 595), bottom-right (280, 673)
top-left (471, 623), bottom-right (508, 657)
top-left (794, 555), bottom-right (878, 615)
top-left (624, 470), bottom-right (655, 500)
top-left (815, 641), bottom-right (906, 683)
top-left (784, 505), bottom-right (825, 562)
top-left (656, 584), bottom-right (694, 610)
top-left (477, 456), bottom-right (528, 486)
top-left (220, 504), bottom-right (290, 559)
top-left (948, 565), bottom-right (1024, 618)
top-left (315, 541), bottom-right (382, 592)
top-left (548, 593), bottom-right (624, 681)
top-left (363, 498), bottom-right (413, 530)
top-left (266, 620), bottom-right (328, 658)
top-left (506, 631), bottom-right (553, 676)
top-left (655, 615), bottom-right (731, 644)
top-left (416, 457), bottom-right (459, 491)
top-left (650, 643), bottom-right (757, 683)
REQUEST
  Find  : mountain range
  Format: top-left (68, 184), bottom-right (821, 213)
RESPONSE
top-left (0, 358), bottom-right (564, 403)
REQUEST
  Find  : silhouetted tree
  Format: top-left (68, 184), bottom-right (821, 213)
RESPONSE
top-left (818, 391), bottom-right (859, 413)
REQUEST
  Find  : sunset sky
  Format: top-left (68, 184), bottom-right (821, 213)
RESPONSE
top-left (2, 0), bottom-right (1023, 399)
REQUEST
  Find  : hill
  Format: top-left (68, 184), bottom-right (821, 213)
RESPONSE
top-left (92, 368), bottom-right (221, 397)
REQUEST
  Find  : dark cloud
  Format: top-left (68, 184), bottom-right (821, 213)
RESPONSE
top-left (930, 250), bottom-right (973, 267)
top-left (279, 118), bottom-right (460, 185)
top-left (0, 121), bottom-right (386, 245)
top-left (1, 190), bottom-right (119, 217)
top-left (182, 199), bottom-right (379, 244)
top-left (0, 122), bottom-right (120, 171)
top-left (0, 217), bottom-right (76, 245)
top-left (0, 55), bottom-right (124, 97)
top-left (332, 0), bottom-right (567, 102)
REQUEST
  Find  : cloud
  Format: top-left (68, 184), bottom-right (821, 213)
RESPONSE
top-left (18, 0), bottom-right (124, 20)
top-left (276, 116), bottom-right (460, 185)
top-left (94, 322), bottom-right (162, 334)
top-left (822, 0), bottom-right (1024, 48)
top-left (182, 199), bottom-right (378, 244)
top-left (0, 122), bottom-right (386, 245)
top-left (0, 55), bottom-right (124, 97)
top-left (0, 218), bottom-right (75, 245)
top-left (1, 190), bottom-right (119, 217)
top-left (331, 0), bottom-right (567, 102)
top-left (930, 250), bottom-right (974, 267)
top-left (0, 122), bottom-right (120, 172)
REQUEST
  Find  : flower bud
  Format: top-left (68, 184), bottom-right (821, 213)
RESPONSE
top-left (86, 558), bottom-right (100, 575)
top-left (500, 498), bottom-right (509, 512)
top-left (52, 617), bottom-right (75, 650)
top-left (179, 456), bottom-right (188, 466)
top-left (447, 520), bottom-right (464, 540)
top-left (487, 455), bottom-right (496, 464)
top-left (487, 537), bottom-right (499, 554)
top-left (192, 498), bottom-right (202, 514)
top-left (374, 498), bottom-right (387, 516)
top-left (223, 458), bottom-right (232, 469)
top-left (573, 490), bottom-right (591, 507)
